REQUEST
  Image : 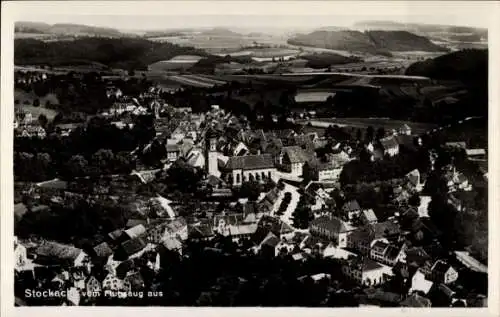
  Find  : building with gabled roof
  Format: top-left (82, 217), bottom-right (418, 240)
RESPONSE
top-left (342, 256), bottom-right (393, 286)
top-left (400, 293), bottom-right (431, 307)
top-left (429, 260), bottom-right (459, 285)
top-left (379, 135), bottom-right (399, 156)
top-left (309, 215), bottom-right (354, 248)
top-left (222, 154), bottom-right (277, 186)
top-left (279, 146), bottom-right (310, 176)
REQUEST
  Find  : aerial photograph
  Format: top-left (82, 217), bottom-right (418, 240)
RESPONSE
top-left (11, 2), bottom-right (489, 308)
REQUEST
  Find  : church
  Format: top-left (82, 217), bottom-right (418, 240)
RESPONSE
top-left (204, 128), bottom-right (277, 186)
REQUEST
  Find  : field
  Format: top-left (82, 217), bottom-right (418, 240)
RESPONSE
top-left (294, 90), bottom-right (336, 103)
top-left (300, 117), bottom-right (437, 134)
top-left (149, 34), bottom-right (289, 54)
top-left (15, 90), bottom-right (59, 120)
top-left (148, 55), bottom-right (205, 71)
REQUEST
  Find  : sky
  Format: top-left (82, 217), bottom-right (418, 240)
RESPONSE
top-left (7, 1), bottom-right (495, 31)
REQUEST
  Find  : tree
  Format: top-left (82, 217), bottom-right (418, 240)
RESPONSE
top-left (33, 99), bottom-right (40, 107)
top-left (356, 128), bottom-right (362, 141)
top-left (91, 149), bottom-right (115, 175)
top-left (239, 181), bottom-right (261, 201)
top-left (292, 196), bottom-right (313, 229)
top-left (65, 155), bottom-right (89, 178)
top-left (38, 114), bottom-right (48, 128)
top-left (365, 126), bottom-right (374, 142)
top-left (376, 127), bottom-right (386, 140)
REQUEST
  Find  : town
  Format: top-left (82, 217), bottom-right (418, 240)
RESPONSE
top-left (11, 16), bottom-right (488, 308)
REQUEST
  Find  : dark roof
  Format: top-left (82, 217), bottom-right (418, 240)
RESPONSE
top-left (14, 203), bottom-right (28, 220)
top-left (188, 223), bottom-right (214, 239)
top-left (35, 242), bottom-right (83, 261)
top-left (310, 216), bottom-right (349, 233)
top-left (93, 242), bottom-right (113, 259)
top-left (396, 134), bottom-right (417, 149)
top-left (260, 232), bottom-right (280, 248)
top-left (126, 271), bottom-right (145, 290)
top-left (380, 136), bottom-right (399, 150)
top-left (120, 237), bottom-right (146, 256)
top-left (126, 218), bottom-right (147, 228)
top-left (349, 257), bottom-right (383, 272)
top-left (445, 141), bottom-right (467, 149)
top-left (384, 245), bottom-right (401, 260)
top-left (405, 247), bottom-right (431, 266)
top-left (166, 144), bottom-right (181, 152)
top-left (116, 259), bottom-right (134, 279)
top-left (438, 283), bottom-right (456, 298)
top-left (343, 200), bottom-right (361, 212)
top-left (400, 294), bottom-right (431, 307)
top-left (371, 221), bottom-right (401, 238)
top-left (225, 154), bottom-right (275, 170)
top-left (108, 229), bottom-right (124, 241)
top-left (372, 240), bottom-right (388, 251)
top-left (282, 146), bottom-right (309, 163)
top-left (432, 260), bottom-right (452, 274)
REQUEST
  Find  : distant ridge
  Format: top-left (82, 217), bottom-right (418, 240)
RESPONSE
top-left (288, 29), bottom-right (448, 53)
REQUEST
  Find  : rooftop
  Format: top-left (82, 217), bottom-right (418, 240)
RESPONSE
top-left (225, 154), bottom-right (275, 171)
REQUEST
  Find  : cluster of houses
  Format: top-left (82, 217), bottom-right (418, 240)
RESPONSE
top-left (13, 77), bottom-right (487, 308)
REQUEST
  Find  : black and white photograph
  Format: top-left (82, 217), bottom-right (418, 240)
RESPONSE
top-left (1, 0), bottom-right (497, 312)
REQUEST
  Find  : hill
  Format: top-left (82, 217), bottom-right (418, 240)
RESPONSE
top-left (405, 49), bottom-right (487, 85)
top-left (366, 30), bottom-right (448, 52)
top-left (354, 21), bottom-right (488, 43)
top-left (287, 30), bottom-right (447, 53)
top-left (200, 27), bottom-right (242, 37)
top-left (15, 21), bottom-right (126, 38)
top-left (14, 37), bottom-right (210, 70)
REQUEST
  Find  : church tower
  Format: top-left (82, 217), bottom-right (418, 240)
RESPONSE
top-left (206, 128), bottom-right (220, 177)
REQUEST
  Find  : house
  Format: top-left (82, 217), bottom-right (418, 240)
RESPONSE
top-left (124, 272), bottom-right (145, 291)
top-left (400, 293), bottom-right (432, 307)
top-left (14, 238), bottom-right (28, 271)
top-left (341, 200), bottom-right (361, 221)
top-left (232, 141), bottom-right (250, 156)
top-left (258, 232), bottom-right (281, 256)
top-left (213, 214), bottom-right (258, 241)
top-left (399, 124), bottom-right (412, 136)
top-left (309, 216), bottom-right (353, 247)
top-left (342, 256), bottom-right (393, 286)
top-left (14, 203), bottom-right (28, 225)
top-left (102, 273), bottom-right (131, 292)
top-left (429, 260), bottom-right (459, 284)
top-left (279, 146), bottom-right (309, 176)
top-left (34, 241), bottom-right (88, 267)
top-left (147, 217), bottom-right (188, 244)
top-left (115, 237), bottom-right (147, 261)
top-left (222, 154), bottom-right (277, 186)
top-left (165, 143), bottom-right (181, 162)
top-left (445, 142), bottom-right (467, 150)
top-left (85, 276), bottom-right (102, 295)
top-left (162, 236), bottom-right (183, 255)
top-left (465, 148), bottom-right (486, 157)
top-left (92, 242), bottom-right (114, 262)
top-left (360, 209), bottom-right (378, 225)
top-left (379, 136), bottom-right (399, 156)
top-left (409, 269), bottom-right (434, 295)
top-left (406, 169), bottom-right (423, 191)
top-left (369, 240), bottom-right (405, 266)
top-left (124, 224), bottom-right (147, 240)
top-left (188, 223), bottom-right (214, 241)
top-left (347, 221), bottom-right (401, 255)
